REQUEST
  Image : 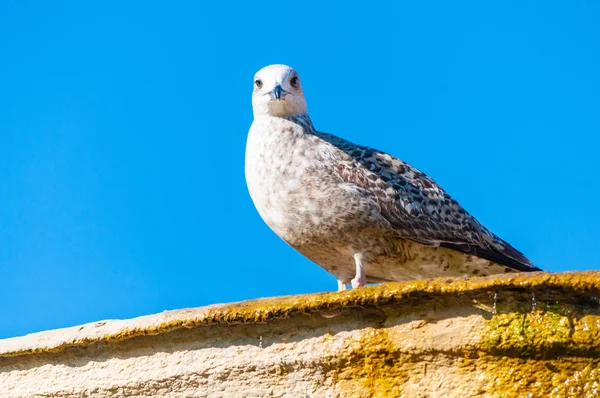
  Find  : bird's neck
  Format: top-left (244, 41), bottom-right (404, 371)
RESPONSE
top-left (254, 113), bottom-right (315, 134)
top-left (282, 112), bottom-right (316, 133)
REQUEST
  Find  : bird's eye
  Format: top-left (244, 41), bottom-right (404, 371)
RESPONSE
top-left (290, 76), bottom-right (299, 87)
top-left (254, 79), bottom-right (263, 88)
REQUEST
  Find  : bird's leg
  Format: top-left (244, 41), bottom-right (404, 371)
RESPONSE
top-left (337, 280), bottom-right (347, 291)
top-left (351, 253), bottom-right (366, 289)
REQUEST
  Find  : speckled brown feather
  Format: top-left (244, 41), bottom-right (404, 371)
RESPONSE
top-left (313, 129), bottom-right (540, 272)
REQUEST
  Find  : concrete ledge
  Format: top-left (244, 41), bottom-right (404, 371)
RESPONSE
top-left (1, 271), bottom-right (600, 397)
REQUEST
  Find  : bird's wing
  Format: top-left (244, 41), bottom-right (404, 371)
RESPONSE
top-left (315, 131), bottom-right (540, 272)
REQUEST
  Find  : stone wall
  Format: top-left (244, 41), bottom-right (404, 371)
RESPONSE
top-left (1, 272), bottom-right (599, 397)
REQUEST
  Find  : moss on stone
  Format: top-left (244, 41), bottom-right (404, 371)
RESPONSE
top-left (482, 299), bottom-right (600, 358)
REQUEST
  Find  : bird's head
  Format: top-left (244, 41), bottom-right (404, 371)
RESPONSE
top-left (252, 64), bottom-right (307, 118)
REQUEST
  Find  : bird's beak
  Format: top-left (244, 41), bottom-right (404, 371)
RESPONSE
top-left (273, 84), bottom-right (287, 101)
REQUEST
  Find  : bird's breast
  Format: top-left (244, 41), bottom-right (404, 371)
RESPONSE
top-left (245, 119), bottom-right (312, 236)
top-left (245, 118), bottom-right (345, 243)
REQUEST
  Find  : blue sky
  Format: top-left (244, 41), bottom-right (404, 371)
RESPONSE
top-left (1, 1), bottom-right (599, 339)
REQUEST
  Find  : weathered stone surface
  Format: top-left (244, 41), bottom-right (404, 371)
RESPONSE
top-left (1, 272), bottom-right (600, 397)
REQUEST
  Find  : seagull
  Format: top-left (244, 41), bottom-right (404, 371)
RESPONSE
top-left (245, 64), bottom-right (541, 291)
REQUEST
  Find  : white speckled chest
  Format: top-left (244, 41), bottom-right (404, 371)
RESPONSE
top-left (246, 117), bottom-right (319, 240)
top-left (248, 116), bottom-right (373, 238)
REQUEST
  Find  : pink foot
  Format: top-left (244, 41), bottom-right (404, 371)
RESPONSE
top-left (351, 253), bottom-right (366, 289)
top-left (351, 275), bottom-right (365, 289)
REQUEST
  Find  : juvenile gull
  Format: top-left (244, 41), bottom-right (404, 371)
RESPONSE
top-left (245, 64), bottom-right (541, 291)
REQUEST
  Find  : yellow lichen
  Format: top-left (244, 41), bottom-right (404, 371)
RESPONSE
top-left (321, 327), bottom-right (406, 397)
top-left (460, 356), bottom-right (600, 398)
top-left (3, 271), bottom-right (600, 358)
top-left (4, 271), bottom-right (600, 396)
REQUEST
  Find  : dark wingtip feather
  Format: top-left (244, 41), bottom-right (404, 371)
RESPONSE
top-left (440, 240), bottom-right (542, 273)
